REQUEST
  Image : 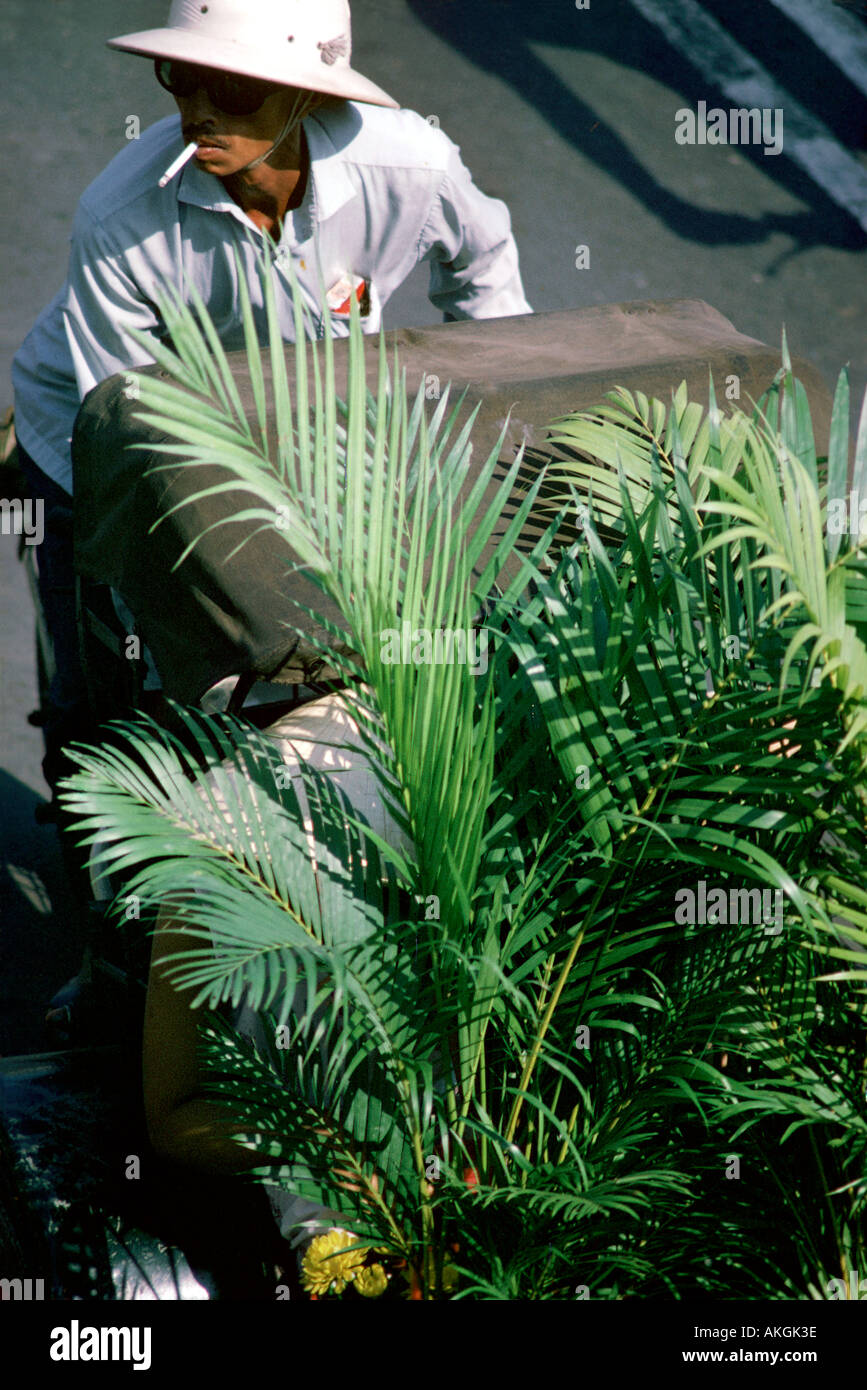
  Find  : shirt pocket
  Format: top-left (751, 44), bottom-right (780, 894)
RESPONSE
top-left (324, 273), bottom-right (380, 332)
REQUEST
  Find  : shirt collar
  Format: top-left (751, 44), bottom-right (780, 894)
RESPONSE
top-left (177, 160), bottom-right (248, 221)
top-left (175, 110), bottom-right (357, 227)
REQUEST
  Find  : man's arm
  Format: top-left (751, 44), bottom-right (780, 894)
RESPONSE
top-left (61, 202), bottom-right (164, 402)
top-left (420, 138), bottom-right (532, 322)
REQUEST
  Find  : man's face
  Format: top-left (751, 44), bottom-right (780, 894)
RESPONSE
top-left (163, 64), bottom-right (314, 175)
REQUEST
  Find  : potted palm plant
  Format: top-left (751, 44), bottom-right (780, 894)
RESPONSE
top-left (61, 262), bottom-right (867, 1299)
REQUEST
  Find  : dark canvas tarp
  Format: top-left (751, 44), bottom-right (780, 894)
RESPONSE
top-left (71, 299), bottom-right (832, 704)
top-left (73, 384), bottom-right (353, 704)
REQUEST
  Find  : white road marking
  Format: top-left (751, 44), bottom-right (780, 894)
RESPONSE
top-left (627, 0), bottom-right (867, 233)
top-left (765, 0), bottom-right (867, 101)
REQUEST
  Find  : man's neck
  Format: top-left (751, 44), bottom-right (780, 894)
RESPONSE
top-left (221, 130), bottom-right (310, 239)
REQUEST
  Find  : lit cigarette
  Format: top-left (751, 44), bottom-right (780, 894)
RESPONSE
top-left (158, 141), bottom-right (198, 187)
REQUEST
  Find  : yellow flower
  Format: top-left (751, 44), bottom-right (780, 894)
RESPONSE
top-left (301, 1228), bottom-right (367, 1296)
top-left (354, 1263), bottom-right (389, 1298)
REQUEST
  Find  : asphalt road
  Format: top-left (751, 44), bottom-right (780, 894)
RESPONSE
top-left (1, 0), bottom-right (866, 1051)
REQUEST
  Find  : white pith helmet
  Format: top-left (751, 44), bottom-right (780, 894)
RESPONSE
top-left (108, 0), bottom-right (398, 108)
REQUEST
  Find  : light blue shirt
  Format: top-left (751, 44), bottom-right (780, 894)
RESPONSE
top-left (13, 101), bottom-right (531, 494)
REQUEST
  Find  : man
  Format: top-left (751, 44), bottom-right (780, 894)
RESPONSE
top-left (12, 0), bottom-right (531, 789)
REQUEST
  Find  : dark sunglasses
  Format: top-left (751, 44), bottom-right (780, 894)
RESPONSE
top-left (154, 58), bottom-right (280, 116)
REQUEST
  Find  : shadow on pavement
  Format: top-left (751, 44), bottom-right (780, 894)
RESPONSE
top-left (407, 0), bottom-right (867, 254)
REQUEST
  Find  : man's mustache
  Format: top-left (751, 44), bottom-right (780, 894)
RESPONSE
top-left (182, 126), bottom-right (229, 147)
